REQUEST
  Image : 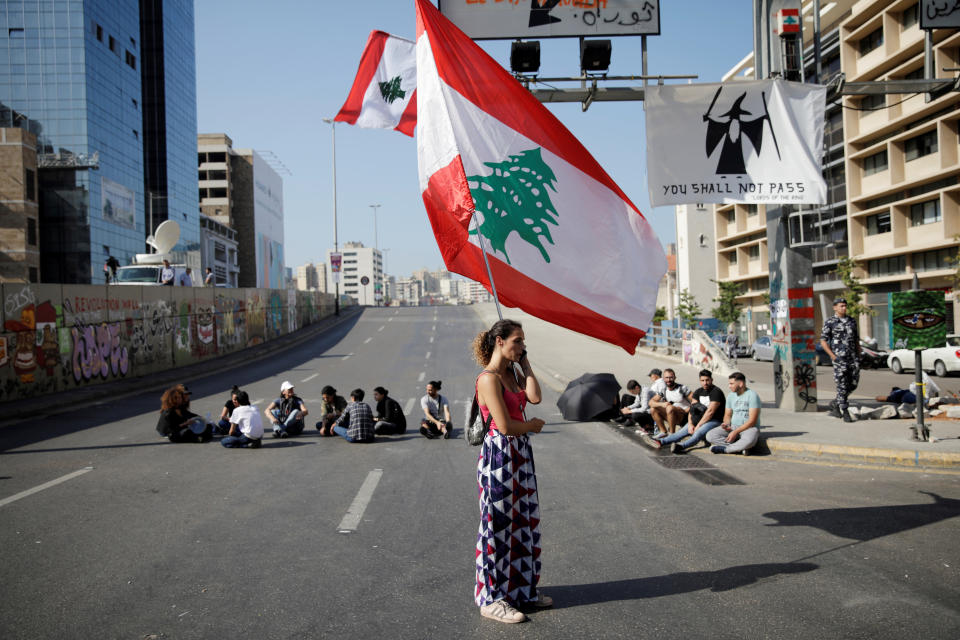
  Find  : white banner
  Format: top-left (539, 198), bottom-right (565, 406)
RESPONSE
top-left (646, 79), bottom-right (827, 207)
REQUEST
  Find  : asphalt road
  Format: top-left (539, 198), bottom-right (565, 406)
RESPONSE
top-left (1, 306), bottom-right (959, 639)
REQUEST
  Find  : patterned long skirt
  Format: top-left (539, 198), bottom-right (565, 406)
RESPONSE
top-left (475, 431), bottom-right (542, 606)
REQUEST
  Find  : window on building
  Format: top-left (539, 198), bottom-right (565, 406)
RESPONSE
top-left (865, 211), bottom-right (891, 235)
top-left (9, 28), bottom-right (24, 38)
top-left (94, 23), bottom-right (103, 41)
top-left (728, 251), bottom-right (738, 265)
top-left (131, 98), bottom-right (138, 109)
top-left (726, 210), bottom-right (736, 224)
top-left (208, 170), bottom-right (226, 180)
top-left (198, 152), bottom-right (206, 164)
top-left (210, 188), bottom-right (226, 198)
top-left (863, 150), bottom-right (888, 176)
top-left (214, 242), bottom-right (226, 262)
top-left (860, 93), bottom-right (885, 110)
top-left (129, 36), bottom-right (136, 48)
top-left (25, 168), bottom-right (35, 201)
top-left (109, 36), bottom-right (117, 53)
top-left (902, 3), bottom-right (919, 29)
top-left (28, 267), bottom-right (37, 283)
top-left (208, 152), bottom-right (226, 163)
top-left (132, 129), bottom-right (138, 140)
top-left (910, 199), bottom-right (941, 226)
top-left (215, 265), bottom-right (226, 282)
top-left (27, 218), bottom-right (37, 245)
top-left (913, 248), bottom-right (952, 272)
top-left (903, 67), bottom-right (924, 80)
top-left (125, 51), bottom-right (136, 70)
top-left (904, 130), bottom-right (938, 161)
top-left (868, 255), bottom-right (906, 277)
top-left (747, 245), bottom-right (760, 260)
top-left (746, 204), bottom-right (758, 217)
top-left (859, 27), bottom-right (883, 56)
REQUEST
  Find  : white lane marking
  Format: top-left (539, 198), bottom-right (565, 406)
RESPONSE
top-left (429, 336), bottom-right (434, 343)
top-left (404, 398), bottom-right (416, 414)
top-left (431, 325), bottom-right (436, 331)
top-left (425, 351), bottom-right (431, 360)
top-left (252, 398), bottom-right (265, 406)
top-left (342, 353), bottom-right (353, 361)
top-left (418, 372), bottom-right (426, 382)
top-left (387, 318), bottom-right (393, 322)
top-left (378, 326), bottom-right (384, 332)
top-left (302, 373), bottom-right (319, 383)
top-left (0, 467), bottom-right (93, 508)
top-left (338, 469), bottom-right (384, 533)
top-left (364, 337), bottom-right (372, 344)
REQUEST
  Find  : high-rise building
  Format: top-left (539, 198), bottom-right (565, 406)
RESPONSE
top-left (675, 203), bottom-right (717, 318)
top-left (296, 262), bottom-right (319, 291)
top-left (327, 242), bottom-right (381, 305)
top-left (197, 133), bottom-right (285, 288)
top-left (199, 213), bottom-right (238, 287)
top-left (0, 0), bottom-right (199, 283)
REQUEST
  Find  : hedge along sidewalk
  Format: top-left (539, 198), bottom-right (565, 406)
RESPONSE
top-left (469, 303), bottom-right (960, 472)
top-left (0, 306), bottom-right (363, 427)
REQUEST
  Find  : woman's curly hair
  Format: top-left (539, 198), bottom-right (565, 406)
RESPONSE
top-left (160, 386), bottom-right (187, 412)
top-left (471, 319), bottom-right (523, 366)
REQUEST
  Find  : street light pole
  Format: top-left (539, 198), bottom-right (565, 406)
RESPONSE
top-left (322, 118), bottom-right (340, 316)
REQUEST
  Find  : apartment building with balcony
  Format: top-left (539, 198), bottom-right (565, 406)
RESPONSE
top-left (841, 0), bottom-right (960, 346)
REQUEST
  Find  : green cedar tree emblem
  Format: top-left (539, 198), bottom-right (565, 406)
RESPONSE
top-left (379, 76), bottom-right (406, 104)
top-left (467, 147), bottom-right (559, 265)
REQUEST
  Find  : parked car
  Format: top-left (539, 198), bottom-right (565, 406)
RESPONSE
top-left (887, 335), bottom-right (960, 377)
top-left (815, 339), bottom-right (888, 369)
top-left (750, 336), bottom-right (775, 361)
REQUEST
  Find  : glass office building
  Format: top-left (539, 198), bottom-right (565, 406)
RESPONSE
top-left (0, 0), bottom-right (198, 283)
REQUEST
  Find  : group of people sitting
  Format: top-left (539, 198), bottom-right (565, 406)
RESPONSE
top-left (613, 367), bottom-right (762, 455)
top-left (157, 377), bottom-right (457, 448)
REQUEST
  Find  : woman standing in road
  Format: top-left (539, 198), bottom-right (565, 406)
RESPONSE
top-left (472, 319), bottom-right (550, 624)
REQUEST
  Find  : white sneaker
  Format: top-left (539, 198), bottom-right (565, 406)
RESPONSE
top-left (480, 600), bottom-right (527, 624)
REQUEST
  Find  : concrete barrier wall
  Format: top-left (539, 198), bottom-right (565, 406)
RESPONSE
top-left (0, 283), bottom-right (339, 403)
top-left (682, 329), bottom-right (737, 379)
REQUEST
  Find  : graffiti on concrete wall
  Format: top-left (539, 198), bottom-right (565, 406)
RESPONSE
top-left (247, 293), bottom-right (265, 346)
top-left (215, 294), bottom-right (246, 352)
top-left (71, 322), bottom-right (129, 382)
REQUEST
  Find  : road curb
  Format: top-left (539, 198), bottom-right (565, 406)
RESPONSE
top-left (765, 438), bottom-right (960, 470)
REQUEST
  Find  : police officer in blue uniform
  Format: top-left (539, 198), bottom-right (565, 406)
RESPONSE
top-left (820, 298), bottom-right (861, 422)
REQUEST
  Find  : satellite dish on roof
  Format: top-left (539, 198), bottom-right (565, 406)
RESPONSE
top-left (147, 220), bottom-right (180, 255)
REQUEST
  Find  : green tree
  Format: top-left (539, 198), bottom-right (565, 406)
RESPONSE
top-left (652, 306), bottom-right (667, 324)
top-left (468, 148), bottom-right (559, 265)
top-left (834, 256), bottom-right (875, 318)
top-left (676, 289), bottom-right (701, 328)
top-left (711, 279), bottom-right (743, 327)
top-left (379, 76), bottom-right (406, 104)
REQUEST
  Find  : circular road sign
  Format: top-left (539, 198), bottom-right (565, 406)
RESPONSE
top-left (360, 276), bottom-right (370, 286)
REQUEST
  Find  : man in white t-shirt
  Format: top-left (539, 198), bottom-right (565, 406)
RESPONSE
top-left (221, 391), bottom-right (263, 448)
top-left (160, 259), bottom-right (175, 286)
top-left (420, 380), bottom-right (452, 439)
top-left (649, 368), bottom-right (693, 436)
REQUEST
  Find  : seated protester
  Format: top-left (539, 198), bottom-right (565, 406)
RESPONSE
top-left (420, 380), bottom-right (453, 439)
top-left (649, 368), bottom-right (693, 436)
top-left (316, 385), bottom-right (348, 436)
top-left (614, 379), bottom-right (655, 432)
top-left (156, 384), bottom-right (212, 443)
top-left (332, 388), bottom-right (375, 443)
top-left (216, 385), bottom-right (241, 435)
top-left (221, 391), bottom-right (263, 449)
top-left (373, 386), bottom-right (406, 435)
top-left (265, 381), bottom-right (308, 438)
top-left (706, 371), bottom-right (761, 455)
top-left (647, 369), bottom-right (726, 454)
top-left (910, 371), bottom-right (940, 406)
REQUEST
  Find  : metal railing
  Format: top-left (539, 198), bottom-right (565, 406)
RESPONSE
top-left (639, 325), bottom-right (684, 356)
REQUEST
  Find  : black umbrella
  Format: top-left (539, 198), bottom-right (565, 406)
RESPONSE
top-left (556, 372), bottom-right (622, 421)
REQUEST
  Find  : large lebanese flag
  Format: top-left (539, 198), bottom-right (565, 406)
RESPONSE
top-left (415, 0), bottom-right (666, 353)
top-left (335, 30), bottom-right (417, 137)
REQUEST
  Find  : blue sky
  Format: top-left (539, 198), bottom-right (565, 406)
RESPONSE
top-left (195, 1), bottom-right (753, 279)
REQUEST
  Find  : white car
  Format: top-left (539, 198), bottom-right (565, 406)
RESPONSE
top-left (887, 335), bottom-right (960, 377)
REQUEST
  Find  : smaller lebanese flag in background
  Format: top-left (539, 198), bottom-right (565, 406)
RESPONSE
top-left (335, 30), bottom-right (417, 137)
top-left (415, 0), bottom-right (666, 353)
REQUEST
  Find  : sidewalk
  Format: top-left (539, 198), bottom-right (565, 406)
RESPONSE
top-left (471, 303), bottom-right (960, 472)
top-left (0, 306), bottom-right (363, 427)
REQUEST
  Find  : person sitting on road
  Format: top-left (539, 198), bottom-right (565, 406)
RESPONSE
top-left (316, 385), bottom-right (348, 436)
top-left (156, 384), bottom-right (212, 443)
top-left (216, 385), bottom-right (241, 435)
top-left (646, 369), bottom-right (726, 454)
top-left (373, 386), bottom-right (407, 435)
top-left (221, 391), bottom-right (263, 449)
top-left (706, 371), bottom-right (761, 455)
top-left (420, 380), bottom-right (453, 439)
top-left (875, 387), bottom-right (917, 405)
top-left (265, 381), bottom-right (308, 438)
top-left (332, 388), bottom-right (376, 443)
top-left (648, 368), bottom-right (692, 437)
top-left (613, 379), bottom-right (656, 432)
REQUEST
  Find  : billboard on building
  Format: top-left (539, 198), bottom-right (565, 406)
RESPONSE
top-left (438, 0), bottom-right (660, 39)
top-left (251, 151), bottom-right (285, 288)
top-left (101, 177), bottom-right (136, 230)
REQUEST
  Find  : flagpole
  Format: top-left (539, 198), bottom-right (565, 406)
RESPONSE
top-left (471, 213), bottom-right (504, 321)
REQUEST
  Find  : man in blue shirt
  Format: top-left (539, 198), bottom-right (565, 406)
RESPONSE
top-left (706, 371), bottom-right (761, 455)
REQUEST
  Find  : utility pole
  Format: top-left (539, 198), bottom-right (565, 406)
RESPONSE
top-left (322, 118), bottom-right (340, 316)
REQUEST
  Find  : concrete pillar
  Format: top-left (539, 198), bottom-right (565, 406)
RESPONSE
top-left (766, 207), bottom-right (818, 412)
